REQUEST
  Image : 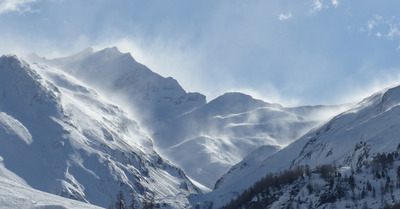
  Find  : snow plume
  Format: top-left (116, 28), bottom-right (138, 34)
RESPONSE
top-left (0, 0), bottom-right (37, 14)
top-left (226, 86), bottom-right (300, 107)
top-left (94, 38), bottom-right (208, 100)
top-left (336, 71), bottom-right (400, 105)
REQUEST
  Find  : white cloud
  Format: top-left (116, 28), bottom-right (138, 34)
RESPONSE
top-left (278, 13), bottom-right (292, 21)
top-left (332, 0), bottom-right (339, 7)
top-left (311, 0), bottom-right (323, 12)
top-left (366, 15), bottom-right (400, 41)
top-left (388, 24), bottom-right (400, 39)
top-left (0, 0), bottom-right (37, 14)
top-left (367, 16), bottom-right (382, 34)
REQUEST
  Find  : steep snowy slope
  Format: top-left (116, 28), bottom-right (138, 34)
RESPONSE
top-left (0, 55), bottom-right (200, 208)
top-left (0, 168), bottom-right (103, 209)
top-left (32, 47), bottom-right (206, 124)
top-left (156, 92), bottom-right (346, 189)
top-left (199, 84), bottom-right (400, 208)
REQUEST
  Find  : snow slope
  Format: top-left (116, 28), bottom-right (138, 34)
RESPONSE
top-left (0, 55), bottom-right (200, 208)
top-left (156, 92), bottom-right (346, 189)
top-left (32, 47), bottom-right (206, 124)
top-left (0, 169), bottom-right (103, 209)
top-left (199, 84), bottom-right (400, 208)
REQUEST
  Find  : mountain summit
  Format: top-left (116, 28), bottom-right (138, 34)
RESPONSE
top-left (37, 47), bottom-right (207, 124)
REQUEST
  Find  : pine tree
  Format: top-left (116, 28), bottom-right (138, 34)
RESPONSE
top-left (115, 190), bottom-right (127, 209)
top-left (130, 194), bottom-right (136, 209)
top-left (348, 175), bottom-right (355, 190)
top-left (143, 193), bottom-right (155, 209)
top-left (397, 166), bottom-right (400, 180)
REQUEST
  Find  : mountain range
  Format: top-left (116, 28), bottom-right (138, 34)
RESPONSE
top-left (1, 47), bottom-right (400, 209)
top-left (30, 47), bottom-right (345, 191)
top-left (197, 82), bottom-right (400, 209)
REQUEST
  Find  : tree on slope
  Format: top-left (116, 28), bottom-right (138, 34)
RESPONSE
top-left (115, 190), bottom-right (127, 209)
top-left (143, 193), bottom-right (155, 209)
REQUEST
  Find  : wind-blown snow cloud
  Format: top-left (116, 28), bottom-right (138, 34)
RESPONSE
top-left (0, 0), bottom-right (37, 14)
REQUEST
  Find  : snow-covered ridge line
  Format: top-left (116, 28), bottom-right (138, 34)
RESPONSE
top-left (201, 84), bottom-right (400, 208)
top-left (0, 54), bottom-right (200, 208)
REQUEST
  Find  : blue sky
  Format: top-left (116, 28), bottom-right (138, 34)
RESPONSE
top-left (1, 0), bottom-right (400, 106)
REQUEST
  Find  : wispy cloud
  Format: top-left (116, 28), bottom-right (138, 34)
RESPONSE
top-left (388, 23), bottom-right (400, 40)
top-left (278, 13), bottom-right (292, 21)
top-left (367, 15), bottom-right (383, 34)
top-left (364, 14), bottom-right (400, 41)
top-left (331, 0), bottom-right (339, 7)
top-left (310, 0), bottom-right (339, 13)
top-left (0, 0), bottom-right (37, 14)
top-left (311, 0), bottom-right (323, 12)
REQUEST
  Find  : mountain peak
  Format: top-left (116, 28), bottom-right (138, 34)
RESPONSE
top-left (211, 92), bottom-right (265, 106)
top-left (92, 46), bottom-right (136, 62)
top-left (0, 54), bottom-right (28, 68)
top-left (0, 54), bottom-right (37, 83)
top-left (97, 46), bottom-right (124, 56)
top-left (204, 92), bottom-right (282, 116)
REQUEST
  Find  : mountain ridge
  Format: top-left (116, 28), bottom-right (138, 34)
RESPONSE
top-left (1, 47), bottom-right (372, 209)
top-left (0, 54), bottom-right (201, 208)
top-left (200, 84), bottom-right (400, 208)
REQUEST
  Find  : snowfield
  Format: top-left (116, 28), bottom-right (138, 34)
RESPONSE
top-left (0, 173), bottom-right (103, 209)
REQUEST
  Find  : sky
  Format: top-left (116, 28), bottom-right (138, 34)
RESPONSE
top-left (0, 0), bottom-right (400, 106)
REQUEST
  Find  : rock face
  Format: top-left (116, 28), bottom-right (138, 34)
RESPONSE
top-left (0, 54), bottom-right (200, 208)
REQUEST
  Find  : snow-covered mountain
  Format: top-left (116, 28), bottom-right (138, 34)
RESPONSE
top-left (155, 92), bottom-right (346, 190)
top-left (1, 47), bottom-right (366, 208)
top-left (199, 84), bottom-right (400, 208)
top-left (32, 47), bottom-right (206, 125)
top-left (29, 47), bottom-right (345, 192)
top-left (0, 54), bottom-right (200, 208)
